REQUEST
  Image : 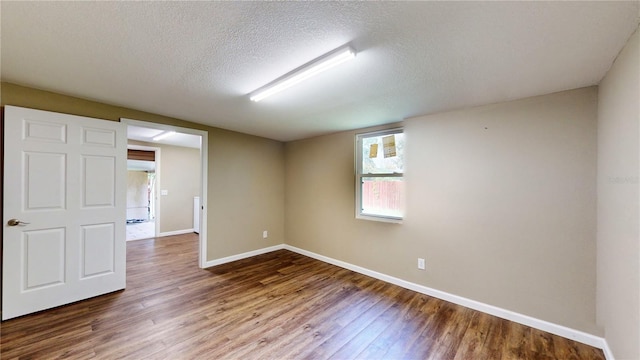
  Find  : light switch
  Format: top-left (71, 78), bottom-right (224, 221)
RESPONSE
top-left (161, 189), bottom-right (168, 196)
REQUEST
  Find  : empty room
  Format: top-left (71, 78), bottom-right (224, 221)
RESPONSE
top-left (1, 2), bottom-right (638, 360)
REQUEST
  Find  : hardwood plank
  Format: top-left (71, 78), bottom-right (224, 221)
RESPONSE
top-left (453, 311), bottom-right (508, 360)
top-left (379, 295), bottom-right (442, 359)
top-left (355, 291), bottom-right (428, 359)
top-left (0, 234), bottom-right (605, 360)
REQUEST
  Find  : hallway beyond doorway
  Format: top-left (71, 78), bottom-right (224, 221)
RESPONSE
top-left (126, 220), bottom-right (155, 241)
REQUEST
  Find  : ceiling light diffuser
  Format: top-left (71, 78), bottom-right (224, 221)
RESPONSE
top-left (249, 45), bottom-right (356, 102)
top-left (152, 131), bottom-right (176, 141)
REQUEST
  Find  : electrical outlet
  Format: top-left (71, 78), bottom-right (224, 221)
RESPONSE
top-left (263, 230), bottom-right (268, 239)
top-left (417, 258), bottom-right (426, 270)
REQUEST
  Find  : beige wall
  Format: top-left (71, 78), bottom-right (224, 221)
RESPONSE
top-left (596, 28), bottom-right (639, 359)
top-left (127, 170), bottom-right (149, 220)
top-left (128, 140), bottom-right (200, 234)
top-left (205, 130), bottom-right (285, 259)
top-left (1, 82), bottom-right (286, 262)
top-left (285, 87), bottom-right (599, 334)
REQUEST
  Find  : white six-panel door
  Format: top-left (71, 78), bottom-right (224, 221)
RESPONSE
top-left (2, 106), bottom-right (127, 320)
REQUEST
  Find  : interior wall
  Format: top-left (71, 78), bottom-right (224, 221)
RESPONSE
top-left (596, 27), bottom-right (639, 359)
top-left (205, 129), bottom-right (285, 260)
top-left (128, 140), bottom-right (200, 233)
top-left (126, 170), bottom-right (149, 221)
top-left (285, 87), bottom-right (599, 334)
top-left (0, 82), bottom-right (286, 262)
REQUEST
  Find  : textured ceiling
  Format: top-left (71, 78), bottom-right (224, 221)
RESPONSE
top-left (2, 2), bottom-right (638, 141)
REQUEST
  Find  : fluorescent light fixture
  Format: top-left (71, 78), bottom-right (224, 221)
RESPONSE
top-left (152, 131), bottom-right (176, 141)
top-left (249, 45), bottom-right (356, 102)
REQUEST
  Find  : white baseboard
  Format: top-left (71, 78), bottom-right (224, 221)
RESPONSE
top-left (158, 229), bottom-right (195, 237)
top-left (203, 244), bottom-right (285, 268)
top-left (282, 244), bottom-right (606, 351)
top-left (601, 339), bottom-right (615, 360)
top-left (202, 243), bottom-right (608, 353)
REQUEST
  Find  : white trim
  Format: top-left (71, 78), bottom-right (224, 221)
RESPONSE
top-left (198, 132), bottom-right (208, 269)
top-left (282, 244), bottom-right (607, 350)
top-left (159, 229), bottom-right (195, 237)
top-left (120, 118), bottom-right (208, 269)
top-left (601, 339), bottom-right (615, 360)
top-left (203, 245), bottom-right (286, 268)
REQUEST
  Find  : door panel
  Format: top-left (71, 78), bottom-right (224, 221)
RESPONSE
top-left (24, 228), bottom-right (66, 289)
top-left (82, 127), bottom-right (116, 147)
top-left (24, 120), bottom-right (67, 143)
top-left (82, 155), bottom-right (115, 207)
top-left (25, 152), bottom-right (66, 210)
top-left (3, 105), bottom-right (126, 320)
top-left (81, 223), bottom-right (115, 278)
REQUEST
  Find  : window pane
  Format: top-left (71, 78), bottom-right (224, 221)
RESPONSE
top-left (362, 132), bottom-right (405, 174)
top-left (361, 177), bottom-right (404, 218)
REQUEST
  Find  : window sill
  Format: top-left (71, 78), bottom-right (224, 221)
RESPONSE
top-left (356, 213), bottom-right (403, 224)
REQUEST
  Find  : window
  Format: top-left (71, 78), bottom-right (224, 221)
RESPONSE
top-left (355, 128), bottom-right (405, 222)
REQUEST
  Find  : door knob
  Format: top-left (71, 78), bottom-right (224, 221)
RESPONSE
top-left (7, 219), bottom-right (30, 226)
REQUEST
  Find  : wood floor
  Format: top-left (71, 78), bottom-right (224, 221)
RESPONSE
top-left (1, 234), bottom-right (604, 359)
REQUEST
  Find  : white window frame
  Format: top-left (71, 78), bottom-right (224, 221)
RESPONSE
top-left (355, 128), bottom-right (404, 223)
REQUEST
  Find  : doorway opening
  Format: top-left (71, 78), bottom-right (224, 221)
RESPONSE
top-left (122, 119), bottom-right (209, 268)
top-left (126, 145), bottom-right (159, 241)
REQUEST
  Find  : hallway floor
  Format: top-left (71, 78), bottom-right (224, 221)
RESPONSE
top-left (126, 220), bottom-right (155, 241)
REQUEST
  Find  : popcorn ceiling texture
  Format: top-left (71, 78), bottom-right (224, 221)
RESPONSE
top-left (1, 1), bottom-right (638, 141)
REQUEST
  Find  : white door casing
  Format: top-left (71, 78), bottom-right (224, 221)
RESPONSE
top-left (2, 106), bottom-right (127, 320)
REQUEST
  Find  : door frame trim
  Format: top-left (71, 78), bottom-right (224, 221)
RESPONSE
top-left (120, 119), bottom-right (209, 268)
